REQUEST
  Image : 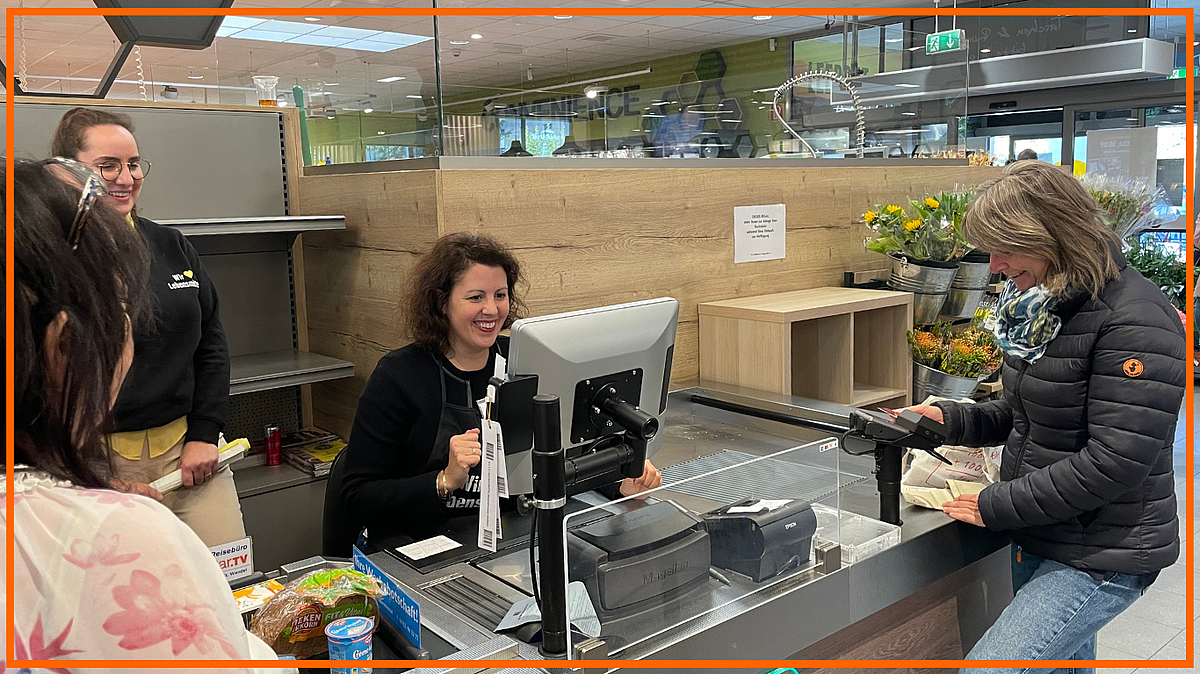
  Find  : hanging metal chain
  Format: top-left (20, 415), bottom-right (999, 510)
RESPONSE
top-left (772, 71), bottom-right (866, 159)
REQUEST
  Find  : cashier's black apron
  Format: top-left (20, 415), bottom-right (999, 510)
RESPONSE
top-left (425, 352), bottom-right (485, 512)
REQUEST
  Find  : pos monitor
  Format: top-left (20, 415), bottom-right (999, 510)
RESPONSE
top-left (503, 297), bottom-right (679, 495)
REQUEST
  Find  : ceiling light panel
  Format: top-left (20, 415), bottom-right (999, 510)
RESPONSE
top-left (215, 17), bottom-right (431, 53)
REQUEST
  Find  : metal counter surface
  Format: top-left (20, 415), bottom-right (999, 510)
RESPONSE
top-left (363, 386), bottom-right (1009, 671)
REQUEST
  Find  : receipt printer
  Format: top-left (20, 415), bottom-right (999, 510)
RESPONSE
top-left (704, 498), bottom-right (818, 582)
top-left (568, 501), bottom-right (711, 619)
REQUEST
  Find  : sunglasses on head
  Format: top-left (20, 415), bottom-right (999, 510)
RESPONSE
top-left (41, 157), bottom-right (109, 250)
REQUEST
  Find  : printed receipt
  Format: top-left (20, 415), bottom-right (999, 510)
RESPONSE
top-left (494, 581), bottom-right (601, 638)
top-left (727, 499), bottom-right (793, 514)
top-left (397, 535), bottom-right (462, 561)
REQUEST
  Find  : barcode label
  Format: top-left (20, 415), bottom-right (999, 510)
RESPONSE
top-left (495, 422), bottom-right (508, 499)
top-left (479, 420), bottom-right (501, 553)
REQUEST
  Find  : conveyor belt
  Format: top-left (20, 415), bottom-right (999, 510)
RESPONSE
top-left (659, 449), bottom-right (868, 505)
top-left (421, 574), bottom-right (513, 631)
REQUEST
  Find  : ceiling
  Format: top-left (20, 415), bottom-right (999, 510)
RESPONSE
top-left (1, 0), bottom-right (930, 110)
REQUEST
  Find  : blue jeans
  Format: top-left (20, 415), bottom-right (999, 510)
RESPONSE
top-left (962, 544), bottom-right (1152, 674)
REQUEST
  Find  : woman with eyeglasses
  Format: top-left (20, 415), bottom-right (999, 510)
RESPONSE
top-left (7, 158), bottom-right (292, 670)
top-left (51, 107), bottom-right (245, 548)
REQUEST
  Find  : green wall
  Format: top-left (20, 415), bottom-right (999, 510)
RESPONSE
top-left (305, 35), bottom-right (792, 160)
top-left (443, 37), bottom-right (789, 151)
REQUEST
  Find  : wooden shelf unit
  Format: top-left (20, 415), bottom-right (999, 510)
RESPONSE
top-left (699, 287), bottom-right (913, 408)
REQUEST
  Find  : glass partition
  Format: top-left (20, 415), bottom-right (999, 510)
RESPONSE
top-left (561, 436), bottom-right (853, 660)
top-left (22, 8), bottom-right (1178, 168)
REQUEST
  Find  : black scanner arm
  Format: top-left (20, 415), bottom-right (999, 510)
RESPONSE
top-left (841, 409), bottom-right (951, 526)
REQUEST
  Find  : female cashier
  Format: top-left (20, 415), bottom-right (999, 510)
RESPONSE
top-left (340, 232), bottom-right (662, 551)
top-left (51, 107), bottom-right (246, 548)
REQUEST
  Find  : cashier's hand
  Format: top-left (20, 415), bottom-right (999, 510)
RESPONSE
top-left (902, 403), bottom-right (944, 424)
top-left (111, 479), bottom-right (163, 502)
top-left (619, 460), bottom-right (663, 498)
top-left (446, 428), bottom-right (482, 491)
top-left (942, 493), bottom-right (984, 527)
top-left (181, 440), bottom-right (220, 488)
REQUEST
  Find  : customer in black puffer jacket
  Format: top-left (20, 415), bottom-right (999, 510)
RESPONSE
top-left (908, 161), bottom-right (1184, 674)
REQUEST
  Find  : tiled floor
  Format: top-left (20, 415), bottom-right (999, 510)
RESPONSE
top-left (1095, 390), bottom-right (1196, 673)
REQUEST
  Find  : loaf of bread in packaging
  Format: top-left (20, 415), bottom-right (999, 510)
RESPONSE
top-left (249, 568), bottom-right (382, 659)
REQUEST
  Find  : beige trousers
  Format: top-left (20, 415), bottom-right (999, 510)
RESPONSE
top-left (110, 435), bottom-right (247, 548)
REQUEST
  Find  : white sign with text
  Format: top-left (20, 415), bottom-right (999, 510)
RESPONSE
top-left (734, 204), bottom-right (786, 263)
top-left (209, 536), bottom-right (254, 582)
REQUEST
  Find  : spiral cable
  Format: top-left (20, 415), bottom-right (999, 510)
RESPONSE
top-left (772, 71), bottom-right (866, 158)
top-left (134, 45), bottom-right (147, 101)
top-left (17, 0), bottom-right (26, 90)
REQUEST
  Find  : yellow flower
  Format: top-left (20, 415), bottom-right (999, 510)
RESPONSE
top-left (886, 204), bottom-right (902, 213)
top-left (925, 197), bottom-right (940, 208)
top-left (864, 211), bottom-right (877, 223)
top-left (904, 219), bottom-right (923, 231)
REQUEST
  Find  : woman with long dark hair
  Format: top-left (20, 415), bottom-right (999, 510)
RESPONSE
top-left (6, 158), bottom-right (290, 669)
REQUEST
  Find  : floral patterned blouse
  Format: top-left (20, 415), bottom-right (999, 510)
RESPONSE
top-left (2, 469), bottom-right (294, 673)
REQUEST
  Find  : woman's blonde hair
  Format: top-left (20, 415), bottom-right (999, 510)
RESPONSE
top-left (963, 161), bottom-right (1119, 298)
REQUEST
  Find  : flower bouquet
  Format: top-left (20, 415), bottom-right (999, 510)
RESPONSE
top-left (864, 191), bottom-right (970, 263)
top-left (909, 322), bottom-right (1002, 400)
top-left (865, 191), bottom-right (973, 324)
top-left (1079, 173), bottom-right (1173, 243)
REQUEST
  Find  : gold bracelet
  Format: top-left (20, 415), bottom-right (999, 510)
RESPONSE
top-left (436, 471), bottom-right (449, 500)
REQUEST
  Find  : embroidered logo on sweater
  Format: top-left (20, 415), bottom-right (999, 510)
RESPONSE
top-left (167, 270), bottom-right (199, 290)
top-left (1122, 359), bottom-right (1143, 377)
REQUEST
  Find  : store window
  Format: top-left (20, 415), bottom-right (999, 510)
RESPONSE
top-left (499, 116), bottom-right (571, 157)
top-left (789, 22), bottom-right (902, 116)
top-left (962, 109), bottom-right (1064, 165)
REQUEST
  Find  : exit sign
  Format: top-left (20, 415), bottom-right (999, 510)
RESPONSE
top-left (1169, 67), bottom-right (1198, 79)
top-left (926, 29), bottom-right (965, 55)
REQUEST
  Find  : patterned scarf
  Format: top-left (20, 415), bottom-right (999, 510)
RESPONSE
top-left (991, 279), bottom-right (1061, 363)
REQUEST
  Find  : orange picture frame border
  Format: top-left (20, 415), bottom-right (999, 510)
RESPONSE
top-left (5, 5), bottom-right (1194, 670)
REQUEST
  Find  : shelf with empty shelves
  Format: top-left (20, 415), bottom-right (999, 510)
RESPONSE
top-left (699, 287), bottom-right (913, 408)
top-left (160, 215), bottom-right (346, 237)
top-left (230, 349), bottom-right (354, 396)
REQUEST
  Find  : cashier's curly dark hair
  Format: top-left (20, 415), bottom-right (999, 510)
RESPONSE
top-left (8, 159), bottom-right (152, 488)
top-left (405, 232), bottom-right (527, 356)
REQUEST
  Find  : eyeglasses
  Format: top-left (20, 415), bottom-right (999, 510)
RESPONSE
top-left (42, 157), bottom-right (108, 250)
top-left (90, 158), bottom-right (151, 181)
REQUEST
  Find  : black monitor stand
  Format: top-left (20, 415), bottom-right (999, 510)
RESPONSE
top-left (530, 389), bottom-right (655, 659)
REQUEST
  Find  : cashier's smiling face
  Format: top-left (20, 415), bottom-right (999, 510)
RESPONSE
top-left (75, 124), bottom-right (143, 217)
top-left (446, 263), bottom-right (510, 358)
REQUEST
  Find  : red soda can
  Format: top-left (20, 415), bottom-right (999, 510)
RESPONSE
top-left (265, 425), bottom-right (282, 466)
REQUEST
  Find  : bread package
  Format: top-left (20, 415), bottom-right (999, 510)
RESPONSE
top-left (249, 568), bottom-right (382, 659)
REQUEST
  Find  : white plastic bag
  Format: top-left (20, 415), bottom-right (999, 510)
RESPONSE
top-left (900, 396), bottom-right (1001, 509)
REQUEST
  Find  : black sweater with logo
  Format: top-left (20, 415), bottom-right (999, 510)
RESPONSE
top-left (340, 341), bottom-right (507, 549)
top-left (111, 217), bottom-right (230, 445)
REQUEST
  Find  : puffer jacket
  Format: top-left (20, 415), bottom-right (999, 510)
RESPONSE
top-left (934, 252), bottom-right (1184, 575)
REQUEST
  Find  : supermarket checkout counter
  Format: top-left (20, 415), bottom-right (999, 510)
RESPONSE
top-left (285, 382), bottom-right (1011, 671)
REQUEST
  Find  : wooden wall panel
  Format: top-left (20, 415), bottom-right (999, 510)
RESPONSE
top-left (298, 164), bottom-right (1001, 437)
top-left (436, 166), bottom-right (1000, 389)
top-left (297, 170), bottom-right (440, 437)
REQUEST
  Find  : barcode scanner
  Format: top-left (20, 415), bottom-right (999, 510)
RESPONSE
top-left (842, 408), bottom-right (953, 525)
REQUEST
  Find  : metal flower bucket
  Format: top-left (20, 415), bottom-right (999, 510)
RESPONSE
top-left (888, 255), bottom-right (959, 325)
top-left (912, 363), bottom-right (980, 402)
top-left (943, 257), bottom-right (992, 319)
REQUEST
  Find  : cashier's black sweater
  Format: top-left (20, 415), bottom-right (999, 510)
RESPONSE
top-left (340, 340), bottom-right (508, 548)
top-left (111, 217), bottom-right (230, 445)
